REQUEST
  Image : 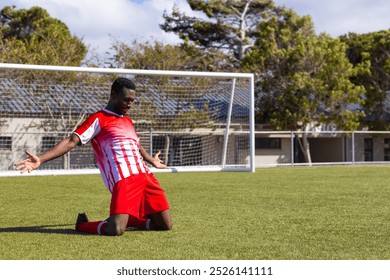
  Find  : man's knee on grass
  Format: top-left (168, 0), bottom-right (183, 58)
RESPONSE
top-left (105, 222), bottom-right (126, 236)
top-left (150, 213), bottom-right (173, 231)
top-left (105, 215), bottom-right (128, 236)
top-left (158, 222), bottom-right (173, 231)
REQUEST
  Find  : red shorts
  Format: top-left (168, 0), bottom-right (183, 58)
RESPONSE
top-left (110, 173), bottom-right (169, 218)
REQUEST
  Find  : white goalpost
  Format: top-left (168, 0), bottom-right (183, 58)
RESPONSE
top-left (0, 63), bottom-right (255, 175)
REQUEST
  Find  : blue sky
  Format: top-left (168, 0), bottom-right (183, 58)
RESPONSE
top-left (1, 0), bottom-right (389, 58)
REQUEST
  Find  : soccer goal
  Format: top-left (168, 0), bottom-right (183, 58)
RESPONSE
top-left (0, 63), bottom-right (255, 175)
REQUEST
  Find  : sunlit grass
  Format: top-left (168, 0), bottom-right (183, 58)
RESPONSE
top-left (0, 166), bottom-right (390, 259)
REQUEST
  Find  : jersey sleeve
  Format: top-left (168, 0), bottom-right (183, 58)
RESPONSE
top-left (73, 113), bottom-right (101, 145)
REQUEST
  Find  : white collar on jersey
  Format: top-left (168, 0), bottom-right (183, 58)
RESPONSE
top-left (102, 108), bottom-right (124, 118)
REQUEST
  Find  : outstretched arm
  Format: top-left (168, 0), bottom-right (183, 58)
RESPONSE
top-left (14, 134), bottom-right (81, 173)
top-left (139, 145), bottom-right (167, 169)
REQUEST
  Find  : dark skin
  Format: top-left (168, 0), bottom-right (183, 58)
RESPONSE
top-left (15, 87), bottom-right (172, 235)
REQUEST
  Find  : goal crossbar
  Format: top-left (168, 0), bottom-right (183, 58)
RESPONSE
top-left (0, 63), bottom-right (253, 79)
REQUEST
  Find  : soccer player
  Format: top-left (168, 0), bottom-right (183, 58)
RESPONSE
top-left (14, 77), bottom-right (172, 236)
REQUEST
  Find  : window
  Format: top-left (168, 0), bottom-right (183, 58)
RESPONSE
top-left (0, 136), bottom-right (12, 151)
top-left (41, 136), bottom-right (56, 153)
top-left (364, 138), bottom-right (373, 161)
top-left (384, 138), bottom-right (390, 161)
top-left (236, 136), bottom-right (250, 150)
top-left (255, 138), bottom-right (281, 149)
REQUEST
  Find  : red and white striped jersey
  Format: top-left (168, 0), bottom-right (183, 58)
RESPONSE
top-left (74, 109), bottom-right (151, 192)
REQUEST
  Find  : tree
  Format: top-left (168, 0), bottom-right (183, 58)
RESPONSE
top-left (109, 38), bottom-right (211, 71)
top-left (340, 30), bottom-right (390, 130)
top-left (242, 8), bottom-right (365, 163)
top-left (0, 5), bottom-right (87, 80)
top-left (160, 0), bottom-right (274, 69)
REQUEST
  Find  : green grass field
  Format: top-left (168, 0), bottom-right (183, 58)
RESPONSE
top-left (0, 166), bottom-right (390, 260)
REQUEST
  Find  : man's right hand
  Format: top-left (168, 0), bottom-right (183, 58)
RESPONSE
top-left (14, 151), bottom-right (41, 173)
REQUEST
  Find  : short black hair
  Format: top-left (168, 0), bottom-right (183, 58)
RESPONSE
top-left (111, 77), bottom-right (136, 95)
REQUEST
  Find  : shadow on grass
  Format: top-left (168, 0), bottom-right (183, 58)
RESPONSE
top-left (0, 225), bottom-right (141, 235)
top-left (0, 224), bottom-right (84, 235)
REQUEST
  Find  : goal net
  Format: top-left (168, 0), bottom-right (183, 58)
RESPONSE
top-left (0, 63), bottom-right (255, 175)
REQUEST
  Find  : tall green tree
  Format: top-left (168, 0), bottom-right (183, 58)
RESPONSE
top-left (0, 6), bottom-right (87, 71)
top-left (242, 8), bottom-right (365, 163)
top-left (340, 30), bottom-right (390, 130)
top-left (160, 0), bottom-right (274, 69)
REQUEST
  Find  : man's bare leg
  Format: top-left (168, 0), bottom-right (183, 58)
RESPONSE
top-left (149, 209), bottom-right (172, 230)
top-left (104, 214), bottom-right (129, 236)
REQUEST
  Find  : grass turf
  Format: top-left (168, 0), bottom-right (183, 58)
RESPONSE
top-left (0, 165), bottom-right (390, 260)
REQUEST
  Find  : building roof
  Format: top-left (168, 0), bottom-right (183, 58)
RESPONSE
top-left (0, 80), bottom-right (105, 117)
top-left (0, 79), bottom-right (250, 122)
